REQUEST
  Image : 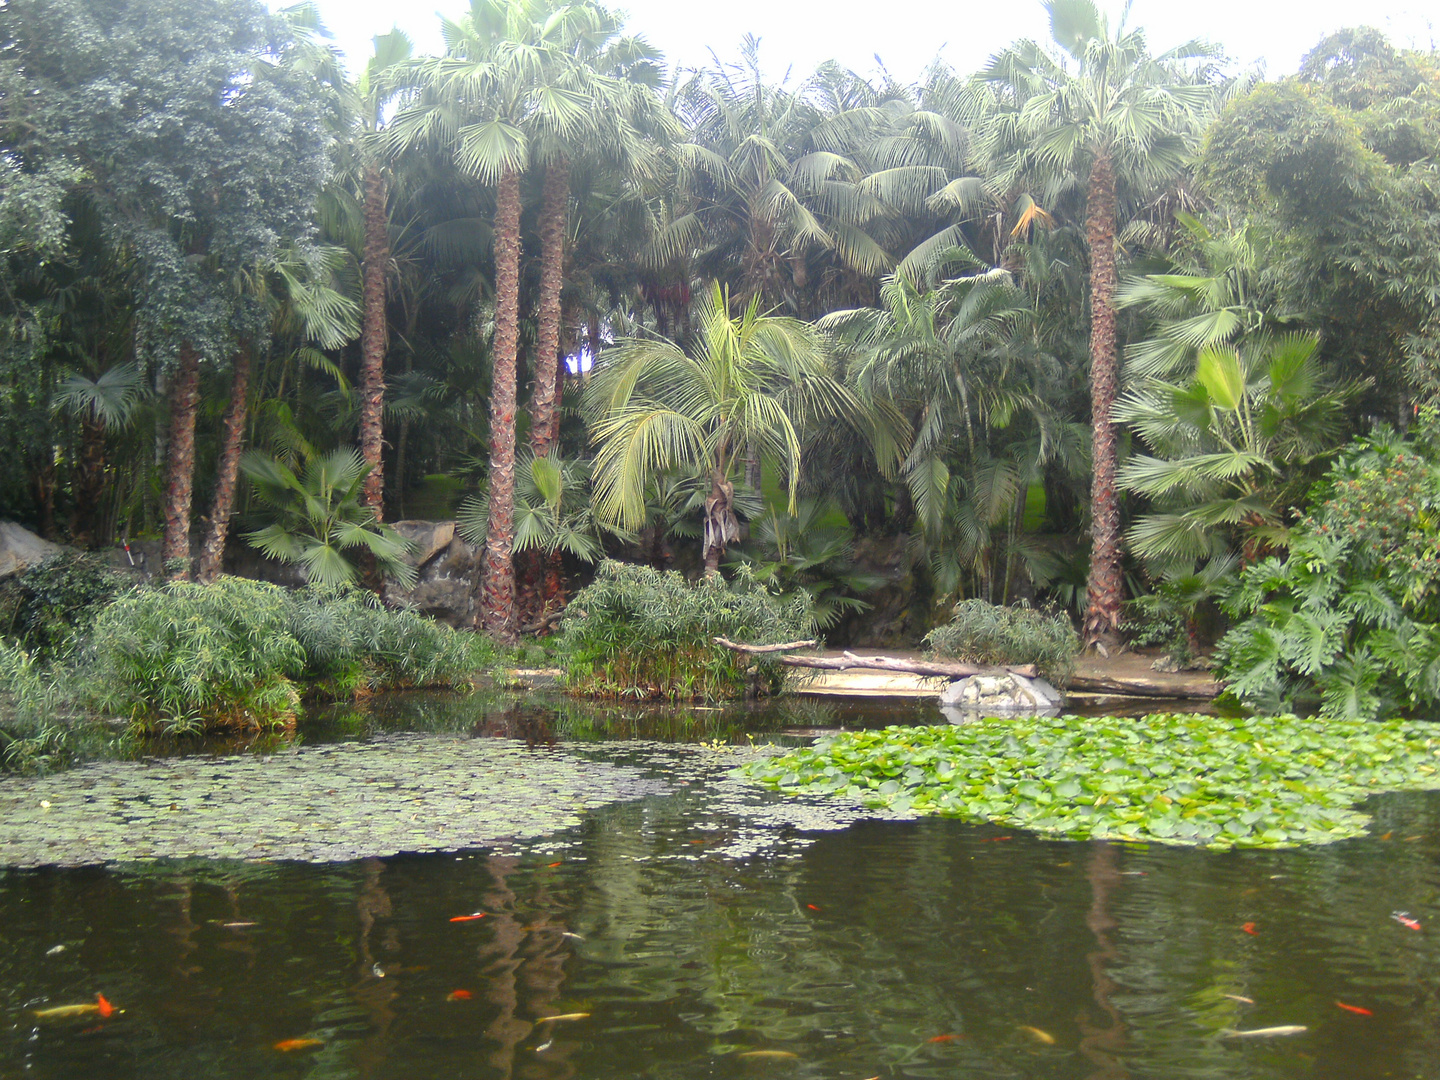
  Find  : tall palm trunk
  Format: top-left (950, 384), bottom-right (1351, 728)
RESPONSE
top-left (530, 158), bottom-right (568, 458)
top-left (1082, 151), bottom-right (1124, 646)
top-left (481, 167), bottom-right (522, 641)
top-left (161, 344), bottom-right (201, 578)
top-left (70, 412), bottom-right (107, 547)
top-left (359, 163), bottom-right (389, 518)
top-left (196, 350), bottom-right (251, 584)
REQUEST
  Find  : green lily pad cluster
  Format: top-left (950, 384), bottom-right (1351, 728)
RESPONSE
top-left (743, 714), bottom-right (1440, 849)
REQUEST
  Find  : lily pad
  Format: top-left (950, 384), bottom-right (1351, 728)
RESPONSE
top-left (741, 714), bottom-right (1440, 849)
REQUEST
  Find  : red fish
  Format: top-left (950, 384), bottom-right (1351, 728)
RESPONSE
top-left (274, 1038), bottom-right (323, 1052)
top-left (1241, 922), bottom-right (1258, 936)
top-left (927, 1034), bottom-right (965, 1043)
top-left (1392, 911), bottom-right (1422, 930)
top-left (446, 990), bottom-right (473, 1002)
top-left (547, 862), bottom-right (562, 868)
top-left (96, 994), bottom-right (115, 1019)
top-left (980, 836), bottom-right (1013, 843)
top-left (449, 913), bottom-right (486, 923)
top-left (1335, 1001), bottom-right (1372, 1016)
top-left (807, 904), bottom-right (821, 911)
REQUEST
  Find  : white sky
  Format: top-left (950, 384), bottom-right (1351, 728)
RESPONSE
top-left (289, 0), bottom-right (1437, 83)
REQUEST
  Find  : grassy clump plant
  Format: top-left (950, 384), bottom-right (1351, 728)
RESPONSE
top-left (55, 578), bottom-right (492, 736)
top-left (558, 560), bottom-right (812, 701)
top-left (745, 713), bottom-right (1440, 849)
top-left (924, 599), bottom-right (1080, 685)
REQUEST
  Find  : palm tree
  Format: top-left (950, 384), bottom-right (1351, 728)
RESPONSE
top-left (1115, 213), bottom-right (1271, 380)
top-left (647, 40), bottom-right (897, 315)
top-left (393, 0), bottom-right (617, 639)
top-left (241, 447), bottom-right (416, 588)
top-left (196, 247), bottom-right (359, 584)
top-left (355, 30), bottom-right (414, 518)
top-left (52, 363), bottom-right (147, 546)
top-left (982, 0), bottom-right (1220, 644)
top-left (1115, 333), bottom-right (1356, 564)
top-left (584, 281), bottom-right (858, 574)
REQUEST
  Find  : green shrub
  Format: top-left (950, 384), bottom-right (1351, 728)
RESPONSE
top-left (1218, 416), bottom-right (1440, 719)
top-left (83, 578), bottom-right (490, 733)
top-left (0, 554), bottom-right (129, 659)
top-left (558, 560), bottom-right (812, 701)
top-left (924, 599), bottom-right (1079, 684)
top-left (0, 640), bottom-right (80, 771)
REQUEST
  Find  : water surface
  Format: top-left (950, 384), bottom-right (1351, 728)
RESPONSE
top-left (2, 694), bottom-right (1437, 1080)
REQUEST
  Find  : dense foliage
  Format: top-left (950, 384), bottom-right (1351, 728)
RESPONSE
top-left (0, 0), bottom-right (1437, 656)
top-left (1218, 417), bottom-right (1440, 719)
top-left (0, 554), bottom-right (128, 659)
top-left (745, 714), bottom-right (1440, 849)
top-left (558, 560), bottom-right (811, 700)
top-left (83, 579), bottom-right (486, 731)
top-left (924, 599), bottom-right (1079, 684)
top-left (0, 578), bottom-right (490, 761)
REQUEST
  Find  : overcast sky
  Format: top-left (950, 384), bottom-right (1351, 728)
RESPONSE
top-left (288, 0), bottom-right (1437, 84)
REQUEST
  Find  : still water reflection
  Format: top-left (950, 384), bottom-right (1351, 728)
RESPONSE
top-left (2, 695), bottom-right (1437, 1080)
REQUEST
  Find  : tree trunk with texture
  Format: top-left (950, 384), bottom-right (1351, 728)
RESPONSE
top-left (359, 163), bottom-right (389, 518)
top-left (703, 469), bottom-right (739, 576)
top-left (530, 158), bottom-right (568, 458)
top-left (480, 168), bottom-right (522, 641)
top-left (70, 412), bottom-right (107, 547)
top-left (197, 350), bottom-right (251, 584)
top-left (161, 344), bottom-right (201, 578)
top-left (1082, 151), bottom-right (1124, 646)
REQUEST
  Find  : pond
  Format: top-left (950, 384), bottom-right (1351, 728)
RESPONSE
top-left (2, 693), bottom-right (1438, 1080)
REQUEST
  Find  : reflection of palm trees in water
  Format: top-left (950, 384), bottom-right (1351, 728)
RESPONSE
top-left (478, 704), bottom-right (559, 748)
top-left (353, 858), bottom-right (399, 1080)
top-left (1078, 842), bottom-right (1128, 1080)
top-left (477, 857), bottom-right (578, 1080)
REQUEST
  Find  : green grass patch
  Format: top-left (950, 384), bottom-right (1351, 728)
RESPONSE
top-left (743, 713), bottom-right (1440, 849)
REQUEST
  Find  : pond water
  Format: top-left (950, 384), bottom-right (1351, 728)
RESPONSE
top-left (2, 694), bottom-right (1439, 1080)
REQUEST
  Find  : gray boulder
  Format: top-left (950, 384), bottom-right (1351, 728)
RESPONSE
top-left (0, 522), bottom-right (63, 579)
top-left (380, 520), bottom-right (481, 628)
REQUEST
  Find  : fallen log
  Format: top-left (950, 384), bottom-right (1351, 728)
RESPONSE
top-left (1066, 672), bottom-right (1221, 699)
top-left (713, 639), bottom-right (1036, 679)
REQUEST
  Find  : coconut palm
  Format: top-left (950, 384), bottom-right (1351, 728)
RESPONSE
top-left (585, 282), bottom-right (859, 573)
top-left (982, 0), bottom-right (1221, 643)
top-left (1115, 332), bottom-right (1357, 564)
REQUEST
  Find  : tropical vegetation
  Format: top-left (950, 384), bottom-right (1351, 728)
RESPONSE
top-left (558, 560), bottom-right (811, 700)
top-left (2, 0), bottom-right (1440, 717)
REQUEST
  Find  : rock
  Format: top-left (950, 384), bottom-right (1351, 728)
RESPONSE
top-left (381, 520), bottom-right (481, 628)
top-left (939, 671), bottom-right (1063, 716)
top-left (0, 522), bottom-right (63, 578)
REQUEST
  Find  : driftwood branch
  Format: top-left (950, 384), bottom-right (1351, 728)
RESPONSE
top-left (1067, 673), bottom-right (1220, 699)
top-left (713, 637), bottom-right (819, 654)
top-left (714, 639), bottom-right (1035, 679)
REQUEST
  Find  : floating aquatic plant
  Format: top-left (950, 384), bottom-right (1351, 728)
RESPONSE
top-left (743, 714), bottom-right (1440, 849)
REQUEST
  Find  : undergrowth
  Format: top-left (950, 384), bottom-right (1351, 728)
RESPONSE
top-left (558, 561), bottom-right (811, 701)
top-left (2, 577), bottom-right (495, 762)
top-left (924, 599), bottom-right (1080, 684)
